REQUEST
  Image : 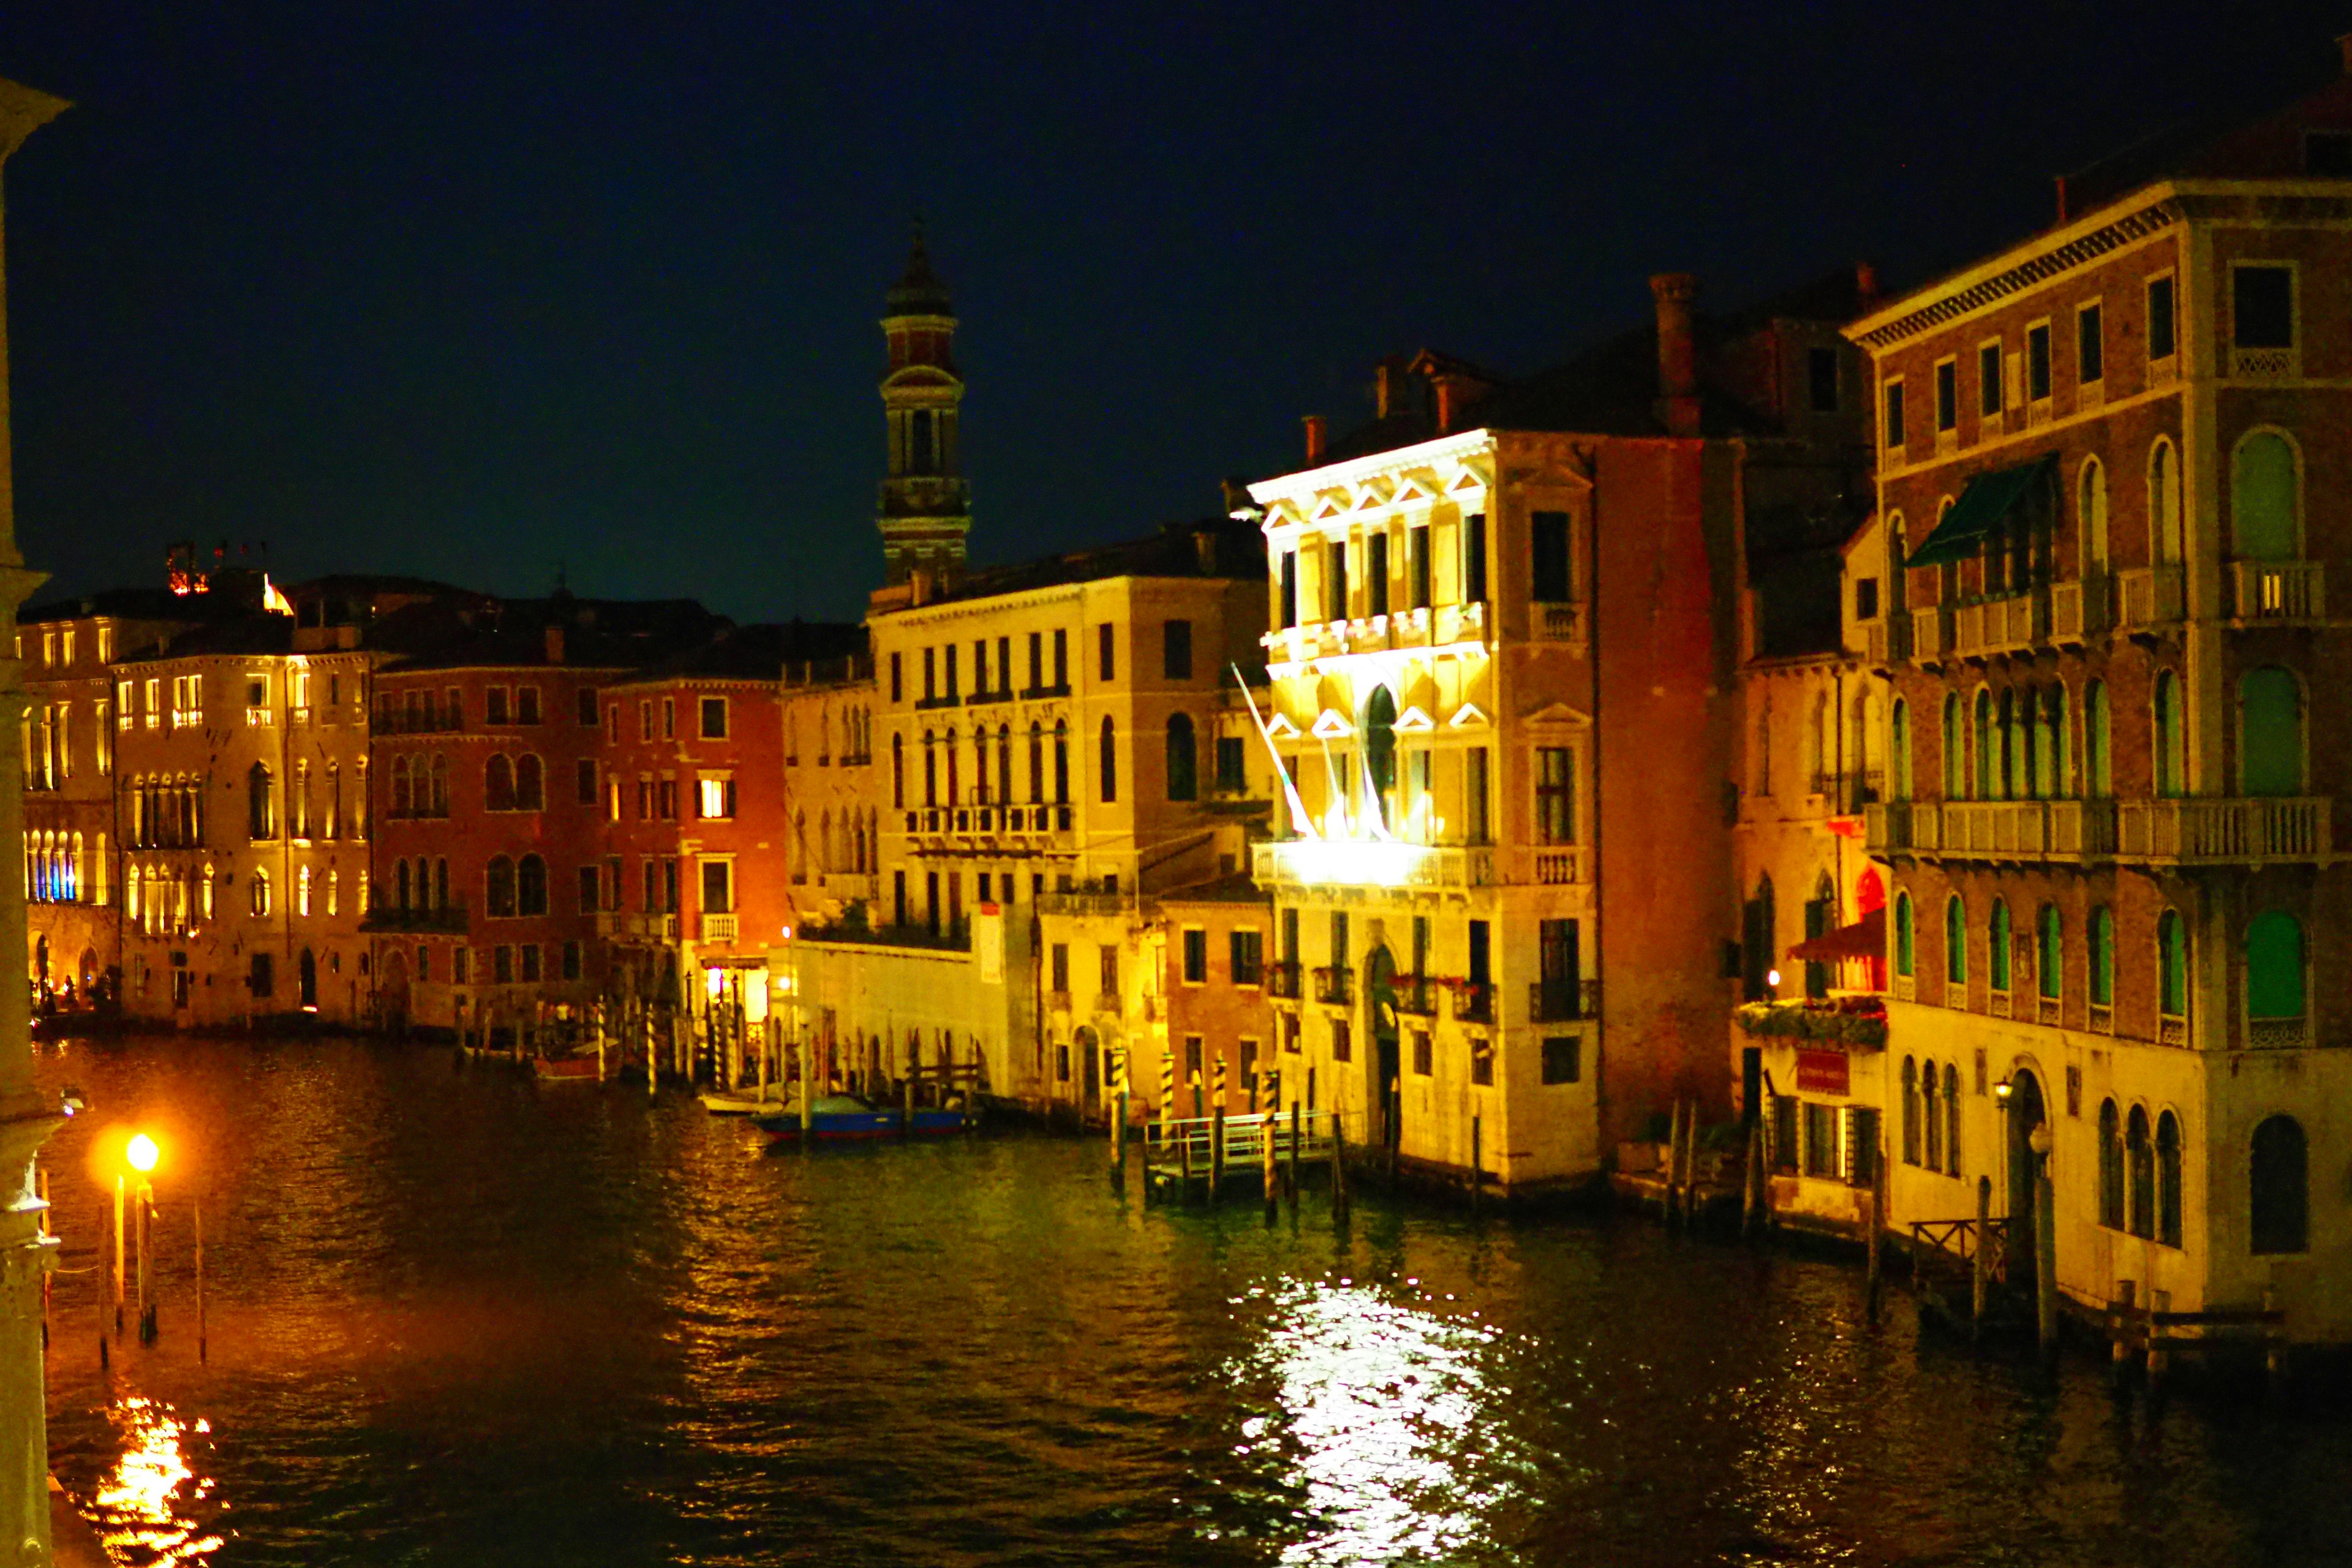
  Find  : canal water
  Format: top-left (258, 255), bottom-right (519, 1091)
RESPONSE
top-left (26, 1035), bottom-right (2352, 1566)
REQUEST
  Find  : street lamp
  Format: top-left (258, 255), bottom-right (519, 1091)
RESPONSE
top-left (119, 1133), bottom-right (159, 1343)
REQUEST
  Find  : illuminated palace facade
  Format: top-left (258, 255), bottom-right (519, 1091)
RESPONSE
top-left (1836, 62), bottom-right (2352, 1340)
top-left (1250, 275), bottom-right (1872, 1194)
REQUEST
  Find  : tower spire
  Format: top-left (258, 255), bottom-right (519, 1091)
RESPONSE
top-left (875, 224), bottom-right (969, 587)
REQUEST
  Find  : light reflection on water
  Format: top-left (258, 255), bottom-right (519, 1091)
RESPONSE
top-left (1231, 1278), bottom-right (1510, 1564)
top-left (94, 1396), bottom-right (221, 1564)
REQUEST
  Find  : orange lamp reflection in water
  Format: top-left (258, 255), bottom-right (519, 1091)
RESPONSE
top-left (94, 1396), bottom-right (221, 1562)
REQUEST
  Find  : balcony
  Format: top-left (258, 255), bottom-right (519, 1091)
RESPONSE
top-left (1528, 846), bottom-right (1586, 885)
top-left (2116, 797), bottom-right (2330, 865)
top-left (1260, 600), bottom-right (1489, 667)
top-left (1252, 839), bottom-right (1497, 892)
top-left (1948, 590), bottom-right (2048, 660)
top-left (1907, 606), bottom-right (1948, 666)
top-left (1870, 798), bottom-right (2120, 862)
top-left (244, 706), bottom-right (274, 727)
top-left (2116, 565), bottom-right (2184, 633)
top-left (904, 801), bottom-right (1075, 854)
top-left (1452, 980), bottom-right (1494, 1025)
top-left (699, 913), bottom-right (737, 944)
top-left (2227, 559), bottom-right (2324, 624)
top-left (1312, 965), bottom-right (1355, 1006)
top-left (1531, 600), bottom-right (1588, 650)
top-left (2049, 577), bottom-right (2107, 645)
top-left (1529, 977), bottom-right (1600, 1023)
top-left (2248, 1015), bottom-right (2308, 1049)
top-left (1863, 615), bottom-right (1908, 666)
top-left (1389, 974), bottom-right (1438, 1017)
top-left (1266, 960), bottom-right (1303, 1000)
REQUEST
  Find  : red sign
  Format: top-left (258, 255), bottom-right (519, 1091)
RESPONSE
top-left (1795, 1049), bottom-right (1850, 1096)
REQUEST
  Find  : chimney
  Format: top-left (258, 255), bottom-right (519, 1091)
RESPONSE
top-left (1193, 529), bottom-right (1219, 574)
top-left (2054, 174), bottom-right (2069, 225)
top-left (1855, 261), bottom-right (1880, 309)
top-left (1303, 414), bottom-right (1326, 466)
top-left (1435, 378), bottom-right (1457, 433)
top-left (1649, 272), bottom-right (1702, 438)
top-left (1375, 362), bottom-right (1395, 420)
top-left (2339, 31), bottom-right (2352, 74)
top-left (544, 624), bottom-right (565, 665)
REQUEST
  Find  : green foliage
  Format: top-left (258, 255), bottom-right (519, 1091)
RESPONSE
top-left (1733, 1000), bottom-right (1888, 1048)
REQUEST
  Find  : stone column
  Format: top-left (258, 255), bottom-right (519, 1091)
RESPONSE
top-left (0, 75), bottom-right (69, 1568)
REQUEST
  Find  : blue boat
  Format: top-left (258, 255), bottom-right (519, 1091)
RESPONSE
top-left (753, 1093), bottom-right (971, 1144)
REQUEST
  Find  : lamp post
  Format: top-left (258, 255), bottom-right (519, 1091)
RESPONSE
top-left (126, 1134), bottom-right (158, 1343)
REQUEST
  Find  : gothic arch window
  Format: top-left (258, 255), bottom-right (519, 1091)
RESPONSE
top-left (1923, 1057), bottom-right (1942, 1169)
top-left (2127, 1104), bottom-right (2155, 1238)
top-left (1053, 720), bottom-right (1069, 805)
top-left (972, 728), bottom-right (989, 803)
top-left (997, 724), bottom-right (1012, 805)
top-left (430, 755), bottom-right (448, 816)
top-left (944, 728), bottom-right (960, 805)
top-left (434, 858), bottom-right (448, 910)
top-left (1943, 1063), bottom-right (1962, 1175)
top-left (248, 763), bottom-right (277, 840)
top-left (2156, 1111), bottom-right (2184, 1247)
top-left (891, 733), bottom-right (905, 809)
top-left (1890, 698), bottom-right (1910, 799)
top-left (1166, 713), bottom-right (1197, 802)
top-left (2089, 905), bottom-right (2116, 1009)
top-left (2149, 438), bottom-right (2184, 564)
top-left (485, 755), bottom-right (517, 812)
top-left (1099, 716), bottom-right (1117, 804)
top-left (1944, 894), bottom-right (1967, 989)
top-left (2085, 680), bottom-right (2111, 797)
top-left (518, 854), bottom-right (548, 916)
top-left (2238, 666), bottom-right (2303, 796)
top-left (1972, 688), bottom-right (1994, 799)
top-left (516, 754), bottom-right (544, 812)
top-left (2250, 1115), bottom-right (2308, 1254)
top-left (396, 860), bottom-right (412, 911)
top-left (1363, 686), bottom-right (1398, 819)
top-left (392, 755), bottom-right (413, 818)
top-left (2078, 455), bottom-right (2109, 574)
top-left (486, 856), bottom-right (518, 918)
top-left (2231, 429), bottom-right (2300, 561)
top-left (2098, 1099), bottom-right (2125, 1227)
top-left (1894, 892), bottom-right (1914, 977)
top-left (1942, 693), bottom-right (1963, 797)
top-left (2158, 908), bottom-right (2190, 1023)
top-left (1989, 899), bottom-right (2011, 993)
top-left (922, 730), bottom-right (938, 808)
top-left (1027, 723), bottom-right (1044, 804)
top-left (1901, 1057), bottom-right (1921, 1165)
top-left (2152, 670), bottom-right (2185, 797)
top-left (2038, 903), bottom-right (2062, 1001)
top-left (249, 868), bottom-right (271, 918)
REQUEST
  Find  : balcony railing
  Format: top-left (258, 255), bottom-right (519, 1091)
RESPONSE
top-left (2117, 797), bottom-right (2330, 864)
top-left (2248, 1015), bottom-right (2308, 1049)
top-left (1949, 589), bottom-right (2048, 659)
top-left (699, 913), bottom-right (737, 944)
top-left (1529, 978), bottom-right (1600, 1023)
top-left (1863, 614), bottom-right (1909, 666)
top-left (1313, 965), bottom-right (1355, 1006)
top-left (1529, 846), bottom-right (1585, 884)
top-left (1531, 600), bottom-right (1588, 649)
top-left (1260, 600), bottom-right (1488, 666)
top-left (2049, 576), bottom-right (2107, 644)
top-left (1389, 974), bottom-right (1438, 1017)
top-left (2228, 559), bottom-right (2324, 622)
top-left (1907, 606), bottom-right (1948, 666)
top-left (2116, 565), bottom-right (2184, 631)
top-left (1253, 839), bottom-right (1496, 892)
top-left (1266, 960), bottom-right (1302, 1000)
top-left (1453, 981), bottom-right (1493, 1025)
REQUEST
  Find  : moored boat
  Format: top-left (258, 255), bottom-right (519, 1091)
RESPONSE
top-left (753, 1093), bottom-right (974, 1143)
top-left (533, 1054), bottom-right (601, 1083)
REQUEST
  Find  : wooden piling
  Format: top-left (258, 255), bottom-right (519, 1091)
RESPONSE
top-left (1386, 1076), bottom-right (1400, 1188)
top-left (2111, 1280), bottom-right (2136, 1381)
top-left (1330, 1112), bottom-right (1348, 1224)
top-left (111, 1176), bottom-right (124, 1336)
top-left (1970, 1176), bottom-right (1989, 1340)
top-left (37, 1168), bottom-right (48, 1348)
top-left (2146, 1288), bottom-right (2169, 1390)
top-left (1469, 1115), bottom-right (1482, 1216)
top-left (1210, 1106), bottom-right (1226, 1204)
top-left (195, 1198), bottom-right (206, 1364)
top-left (1865, 1140), bottom-right (1883, 1324)
top-left (1178, 1114), bottom-right (1193, 1201)
top-left (1288, 1102), bottom-right (1302, 1217)
top-left (1665, 1099), bottom-right (1685, 1226)
top-left (1262, 1104), bottom-right (1278, 1223)
top-left (2034, 1160), bottom-right (2059, 1360)
top-left (1112, 1085), bottom-right (1128, 1180)
top-left (1742, 1120), bottom-right (1765, 1240)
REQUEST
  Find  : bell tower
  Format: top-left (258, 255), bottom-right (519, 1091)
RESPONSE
top-left (876, 227), bottom-right (970, 587)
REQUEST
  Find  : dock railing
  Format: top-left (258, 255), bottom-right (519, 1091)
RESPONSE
top-left (1142, 1107), bottom-right (1338, 1191)
top-left (1910, 1216), bottom-right (2008, 1283)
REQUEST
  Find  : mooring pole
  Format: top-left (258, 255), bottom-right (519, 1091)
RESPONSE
top-left (1469, 1115), bottom-right (1482, 1216)
top-left (111, 1175), bottom-right (124, 1336)
top-left (2034, 1134), bottom-right (2059, 1360)
top-left (1287, 1101), bottom-right (1302, 1217)
top-left (1865, 1135), bottom-right (1884, 1324)
top-left (1262, 1099), bottom-right (1278, 1224)
top-left (195, 1197), bottom-right (207, 1363)
top-left (1743, 1117), bottom-right (1766, 1240)
top-left (1971, 1177), bottom-right (1989, 1340)
top-left (1329, 1110), bottom-right (1348, 1225)
top-left (1210, 1105), bottom-right (1225, 1204)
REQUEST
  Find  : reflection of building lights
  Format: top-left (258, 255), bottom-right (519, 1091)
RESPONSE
top-left (95, 1396), bottom-right (220, 1563)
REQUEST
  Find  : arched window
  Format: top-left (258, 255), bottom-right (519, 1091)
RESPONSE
top-left (430, 755), bottom-right (448, 816)
top-left (997, 725), bottom-right (1012, 805)
top-left (1890, 698), bottom-right (1911, 800)
top-left (2038, 903), bottom-right (2062, 1000)
top-left (392, 756), bottom-right (413, 817)
top-left (248, 763), bottom-right (276, 840)
top-left (2231, 431), bottom-right (2299, 561)
top-left (944, 728), bottom-right (960, 805)
top-left (396, 859), bottom-right (412, 911)
top-left (2156, 1111), bottom-right (2184, 1247)
top-left (2239, 666), bottom-right (2302, 796)
top-left (1989, 899), bottom-right (2011, 993)
top-left (2039, 686), bottom-right (2065, 799)
top-left (2089, 905), bottom-right (2115, 1009)
top-left (298, 865), bottom-right (314, 916)
top-left (2152, 670), bottom-right (2184, 797)
top-left (485, 755), bottom-right (516, 812)
top-left (1941, 693), bottom-right (1963, 798)
top-left (515, 755), bottom-right (544, 811)
top-left (1901, 1057), bottom-right (1921, 1165)
top-left (1166, 714), bottom-right (1197, 802)
top-left (2158, 908), bottom-right (2190, 1022)
top-left (434, 858), bottom-right (448, 910)
top-left (2127, 1105), bottom-right (2155, 1238)
top-left (1945, 894), bottom-right (1967, 989)
top-left (1053, 720), bottom-right (1069, 804)
top-left (973, 729), bottom-right (989, 803)
top-left (1943, 1063), bottom-right (1962, 1175)
top-left (2085, 680), bottom-right (2111, 798)
top-left (1894, 892), bottom-right (1915, 977)
top-left (486, 856), bottom-right (517, 918)
top-left (2246, 910), bottom-right (2305, 1027)
top-left (2250, 1115), bottom-right (2308, 1254)
top-left (1364, 687), bottom-right (1398, 818)
top-left (249, 869), bottom-right (271, 918)
top-left (1923, 1058), bottom-right (1942, 1170)
top-left (1099, 716), bottom-right (1117, 803)
top-left (1856, 691), bottom-right (1882, 802)
top-left (891, 733), bottom-right (905, 809)
top-left (922, 730), bottom-right (937, 807)
top-left (1996, 688), bottom-right (2019, 800)
top-left (2098, 1099), bottom-right (2125, 1227)
top-left (1972, 690), bottom-right (1994, 799)
top-left (1027, 723), bottom-right (1044, 804)
top-left (518, 854), bottom-right (548, 916)
top-left (2079, 456), bottom-right (2109, 573)
top-left (2150, 439), bottom-right (2182, 564)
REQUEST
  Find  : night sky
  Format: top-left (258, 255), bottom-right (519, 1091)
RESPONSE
top-left (0, 2), bottom-right (2342, 624)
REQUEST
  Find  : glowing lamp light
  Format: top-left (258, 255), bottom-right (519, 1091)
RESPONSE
top-left (126, 1134), bottom-right (159, 1174)
top-left (704, 967), bottom-right (726, 1001)
top-left (1993, 1078), bottom-right (2013, 1103)
top-left (1765, 968), bottom-right (1782, 989)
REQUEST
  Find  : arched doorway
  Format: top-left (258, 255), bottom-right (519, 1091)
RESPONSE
top-left (1076, 1024), bottom-right (1100, 1113)
top-left (1366, 943), bottom-right (1400, 1151)
top-left (298, 948), bottom-right (318, 1009)
top-left (2005, 1068), bottom-right (2048, 1284)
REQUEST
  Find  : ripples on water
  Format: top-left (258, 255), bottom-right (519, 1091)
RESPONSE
top-left (30, 1036), bottom-right (2352, 1566)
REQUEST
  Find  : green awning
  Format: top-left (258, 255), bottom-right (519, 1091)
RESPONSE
top-left (1904, 455), bottom-right (2056, 569)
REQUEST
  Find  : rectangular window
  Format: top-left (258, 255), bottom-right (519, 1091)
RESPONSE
top-left (662, 698), bottom-right (674, 739)
top-left (578, 865), bottom-right (600, 913)
top-left (1408, 525), bottom-right (1430, 610)
top-left (1536, 747), bottom-right (1575, 844)
top-left (1542, 1036), bottom-right (1581, 1084)
top-left (644, 859), bottom-right (659, 912)
top-left (486, 686), bottom-right (509, 725)
top-left (1099, 943), bottom-right (1119, 998)
top-left (1934, 358), bottom-right (1957, 431)
top-left (1855, 577), bottom-right (1879, 620)
top-left (1883, 380), bottom-right (1905, 448)
top-left (697, 774), bottom-right (735, 819)
top-left (2147, 274), bottom-right (2176, 361)
top-left (1098, 622), bottom-right (1115, 680)
top-left (995, 637), bottom-right (1011, 695)
top-left (453, 946), bottom-right (470, 984)
top-left (1330, 910), bottom-right (1349, 973)
top-left (658, 778), bottom-right (677, 820)
top-left (701, 859), bottom-right (732, 915)
top-left (639, 699), bottom-right (654, 740)
top-left (889, 652), bottom-right (903, 704)
top-left (562, 940), bottom-right (581, 981)
top-left (1183, 1035), bottom-right (1204, 1082)
top-left (1230, 928), bottom-right (1262, 987)
top-left (576, 759), bottom-right (597, 805)
top-left (1331, 1020), bottom-right (1351, 1063)
top-left (944, 646), bottom-right (959, 701)
top-left (1411, 1031), bottom-right (1433, 1077)
top-left (1807, 345), bottom-right (1839, 412)
top-left (1368, 532), bottom-right (1389, 617)
top-left (1325, 537), bottom-right (1348, 620)
top-left (2234, 264), bottom-right (2293, 348)
top-left (973, 639), bottom-right (989, 695)
top-left (1050, 942), bottom-right (1069, 993)
top-left (1027, 632), bottom-right (1042, 690)
top-left (578, 688), bottom-right (599, 726)
top-left (494, 946), bottom-right (514, 985)
top-left (663, 858), bottom-right (679, 912)
top-left (516, 686), bottom-right (541, 725)
top-left (1182, 928), bottom-right (1208, 984)
top-left (1531, 511), bottom-right (1571, 601)
top-left (1465, 747), bottom-right (1490, 843)
top-left (1978, 342), bottom-right (2002, 415)
top-left (1803, 1101), bottom-right (1838, 1178)
top-left (2077, 302), bottom-right (2103, 384)
top-left (1163, 620), bottom-right (1193, 680)
top-left (1215, 735), bottom-right (1246, 793)
top-left (2026, 323), bottom-right (2052, 401)
top-left (1281, 907), bottom-right (1300, 962)
top-left (922, 647), bottom-right (937, 702)
top-left (1464, 513), bottom-right (1488, 603)
top-left (1279, 551), bottom-right (1298, 629)
top-left (701, 697), bottom-right (728, 739)
top-left (521, 944), bottom-right (541, 982)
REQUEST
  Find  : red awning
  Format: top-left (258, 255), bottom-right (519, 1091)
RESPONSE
top-left (1787, 905), bottom-right (1885, 964)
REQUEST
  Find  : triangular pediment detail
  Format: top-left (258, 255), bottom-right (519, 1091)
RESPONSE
top-left (1447, 703), bottom-right (1490, 731)
top-left (1392, 705), bottom-right (1436, 733)
top-left (1521, 701), bottom-right (1593, 729)
top-left (1310, 709), bottom-right (1355, 739)
top-left (1264, 713), bottom-right (1300, 740)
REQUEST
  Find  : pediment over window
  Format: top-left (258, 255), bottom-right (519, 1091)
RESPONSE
top-left (1392, 705), bottom-right (1436, 733)
top-left (1310, 709), bottom-right (1355, 739)
top-left (1520, 700), bottom-right (1593, 731)
top-left (1264, 713), bottom-right (1301, 740)
top-left (1447, 703), bottom-right (1491, 732)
